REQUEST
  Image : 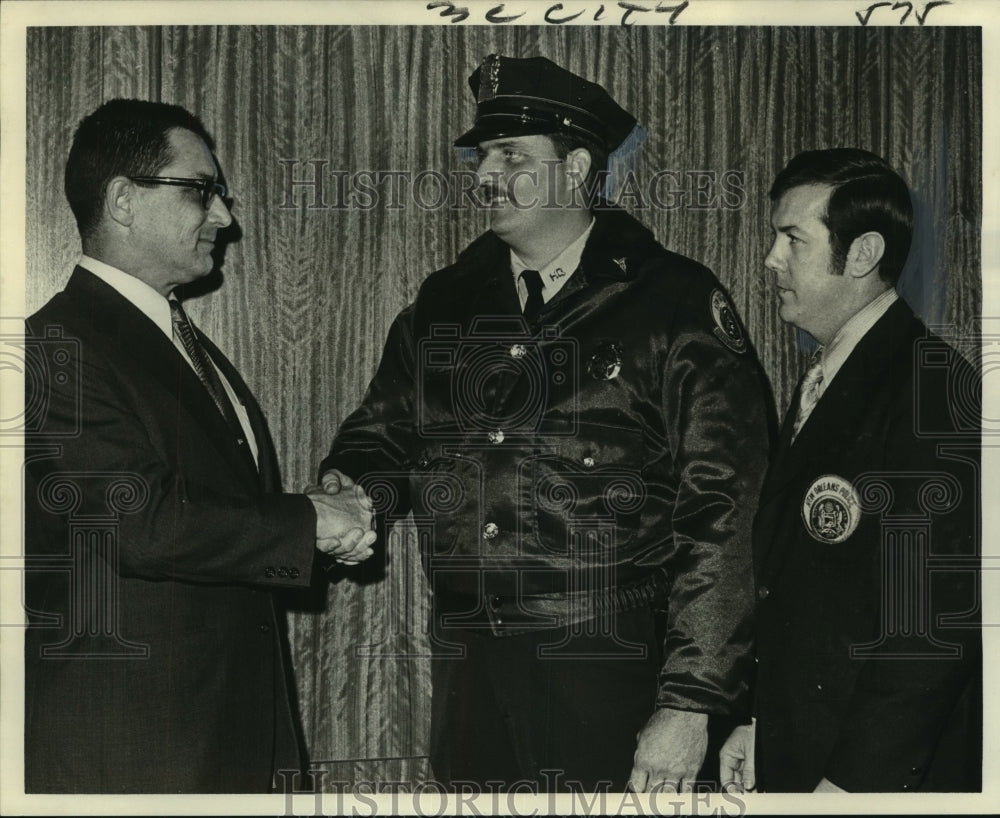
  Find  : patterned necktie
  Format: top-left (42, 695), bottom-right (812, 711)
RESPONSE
top-left (792, 347), bottom-right (825, 442)
top-left (520, 269), bottom-right (545, 323)
top-left (169, 299), bottom-right (241, 430)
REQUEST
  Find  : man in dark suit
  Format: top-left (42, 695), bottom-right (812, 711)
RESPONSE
top-left (720, 148), bottom-right (981, 792)
top-left (24, 98), bottom-right (376, 793)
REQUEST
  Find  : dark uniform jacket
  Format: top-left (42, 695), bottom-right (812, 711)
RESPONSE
top-left (753, 298), bottom-right (981, 792)
top-left (24, 268), bottom-right (316, 792)
top-left (322, 208), bottom-right (773, 716)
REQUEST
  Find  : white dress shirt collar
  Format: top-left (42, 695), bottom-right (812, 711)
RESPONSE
top-left (510, 218), bottom-right (596, 308)
top-left (817, 288), bottom-right (899, 390)
top-left (79, 255), bottom-right (173, 340)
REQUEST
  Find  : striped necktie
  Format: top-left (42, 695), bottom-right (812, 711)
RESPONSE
top-left (169, 299), bottom-right (242, 432)
top-left (792, 347), bottom-right (825, 442)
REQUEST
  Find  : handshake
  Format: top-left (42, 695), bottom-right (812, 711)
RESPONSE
top-left (306, 470), bottom-right (376, 565)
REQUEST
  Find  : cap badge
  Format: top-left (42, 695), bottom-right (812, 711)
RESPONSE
top-left (480, 53), bottom-right (501, 103)
top-left (612, 257), bottom-right (627, 274)
top-left (801, 475), bottom-right (862, 544)
top-left (710, 289), bottom-right (747, 354)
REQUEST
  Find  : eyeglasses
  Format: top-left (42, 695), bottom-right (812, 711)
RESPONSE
top-left (129, 176), bottom-right (229, 209)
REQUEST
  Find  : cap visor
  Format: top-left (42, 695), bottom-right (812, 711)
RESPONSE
top-left (453, 119), bottom-right (559, 147)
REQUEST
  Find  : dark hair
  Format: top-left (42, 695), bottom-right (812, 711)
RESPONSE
top-left (549, 131), bottom-right (609, 204)
top-left (769, 148), bottom-right (913, 285)
top-left (64, 98), bottom-right (215, 239)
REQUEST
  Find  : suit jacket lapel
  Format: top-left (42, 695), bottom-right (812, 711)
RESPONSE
top-left (200, 334), bottom-right (275, 484)
top-left (64, 268), bottom-right (262, 488)
top-left (758, 299), bottom-right (915, 507)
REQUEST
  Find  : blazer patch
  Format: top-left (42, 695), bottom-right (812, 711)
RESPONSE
top-left (801, 474), bottom-right (861, 544)
top-left (710, 289), bottom-right (747, 354)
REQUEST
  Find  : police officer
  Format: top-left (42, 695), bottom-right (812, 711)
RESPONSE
top-left (321, 54), bottom-right (772, 792)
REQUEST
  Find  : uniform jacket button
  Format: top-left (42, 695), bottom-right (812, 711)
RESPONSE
top-left (259, 622), bottom-right (271, 633)
top-left (488, 430), bottom-right (505, 444)
top-left (278, 567), bottom-right (289, 578)
top-left (583, 456), bottom-right (595, 468)
top-left (757, 586), bottom-right (770, 599)
top-left (289, 567), bottom-right (300, 579)
top-left (483, 522), bottom-right (499, 540)
top-left (264, 566), bottom-right (276, 578)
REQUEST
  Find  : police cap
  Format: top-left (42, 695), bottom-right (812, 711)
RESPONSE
top-left (453, 54), bottom-right (637, 153)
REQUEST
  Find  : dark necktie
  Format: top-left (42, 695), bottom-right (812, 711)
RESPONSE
top-left (520, 269), bottom-right (545, 323)
top-left (169, 299), bottom-right (243, 434)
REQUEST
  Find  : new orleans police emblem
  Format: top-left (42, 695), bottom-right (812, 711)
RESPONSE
top-left (801, 475), bottom-right (861, 544)
top-left (710, 289), bottom-right (747, 354)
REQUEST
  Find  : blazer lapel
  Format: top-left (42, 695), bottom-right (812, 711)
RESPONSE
top-left (759, 381), bottom-right (802, 492)
top-left (64, 268), bottom-right (261, 488)
top-left (758, 299), bottom-right (915, 507)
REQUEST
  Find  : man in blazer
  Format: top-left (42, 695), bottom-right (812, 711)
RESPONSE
top-left (719, 149), bottom-right (981, 792)
top-left (24, 99), bottom-right (375, 793)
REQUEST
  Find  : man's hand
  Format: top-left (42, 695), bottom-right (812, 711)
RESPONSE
top-left (307, 470), bottom-right (376, 564)
top-left (629, 708), bottom-right (708, 792)
top-left (308, 490), bottom-right (376, 564)
top-left (719, 721), bottom-right (756, 792)
top-left (320, 469), bottom-right (372, 510)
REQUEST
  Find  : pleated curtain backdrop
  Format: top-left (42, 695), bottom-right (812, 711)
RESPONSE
top-left (25, 25), bottom-right (981, 785)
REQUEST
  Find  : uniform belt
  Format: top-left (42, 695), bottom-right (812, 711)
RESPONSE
top-left (433, 567), bottom-right (672, 637)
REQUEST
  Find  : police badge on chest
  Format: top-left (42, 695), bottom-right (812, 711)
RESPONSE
top-left (587, 340), bottom-right (624, 381)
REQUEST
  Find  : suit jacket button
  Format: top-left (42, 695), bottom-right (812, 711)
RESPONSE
top-left (757, 586), bottom-right (770, 599)
top-left (265, 566), bottom-right (276, 578)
